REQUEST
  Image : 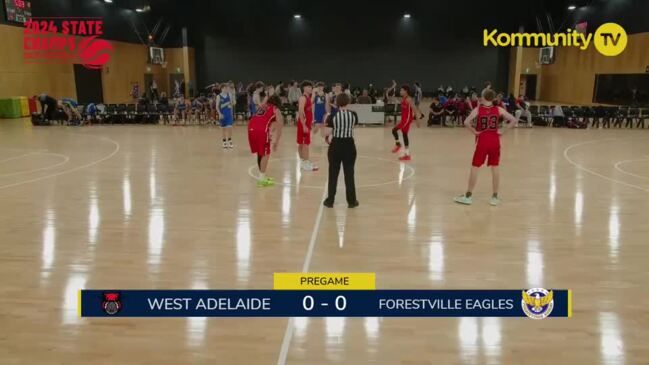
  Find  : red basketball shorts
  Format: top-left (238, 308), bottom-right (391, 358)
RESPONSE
top-left (249, 130), bottom-right (270, 156)
top-left (472, 135), bottom-right (501, 167)
top-left (297, 121), bottom-right (312, 145)
top-left (395, 119), bottom-right (413, 134)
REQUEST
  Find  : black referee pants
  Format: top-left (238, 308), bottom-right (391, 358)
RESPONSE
top-left (327, 138), bottom-right (357, 204)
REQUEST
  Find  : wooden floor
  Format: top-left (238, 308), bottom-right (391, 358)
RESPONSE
top-left (1, 118), bottom-right (648, 365)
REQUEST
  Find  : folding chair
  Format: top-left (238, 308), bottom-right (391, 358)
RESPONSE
top-left (383, 103), bottom-right (398, 125)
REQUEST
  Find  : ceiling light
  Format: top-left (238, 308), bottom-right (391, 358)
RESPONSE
top-left (403, 13), bottom-right (411, 19)
top-left (293, 14), bottom-right (301, 19)
top-left (568, 5), bottom-right (577, 10)
top-left (135, 8), bottom-right (144, 12)
top-left (104, 0), bottom-right (113, 3)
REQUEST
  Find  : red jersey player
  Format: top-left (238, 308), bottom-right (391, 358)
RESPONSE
top-left (454, 88), bottom-right (517, 206)
top-left (248, 93), bottom-right (284, 187)
top-left (391, 85), bottom-right (422, 161)
top-left (297, 80), bottom-right (318, 171)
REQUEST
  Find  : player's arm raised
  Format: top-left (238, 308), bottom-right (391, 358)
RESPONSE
top-left (464, 107), bottom-right (480, 135)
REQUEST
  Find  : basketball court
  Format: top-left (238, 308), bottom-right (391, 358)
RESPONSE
top-left (1, 119), bottom-right (647, 363)
top-left (2, 0), bottom-right (649, 364)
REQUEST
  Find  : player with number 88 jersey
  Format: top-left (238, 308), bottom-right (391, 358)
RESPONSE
top-left (473, 103), bottom-right (502, 167)
top-left (454, 88), bottom-right (518, 206)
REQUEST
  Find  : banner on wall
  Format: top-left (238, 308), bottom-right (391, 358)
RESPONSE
top-left (23, 17), bottom-right (113, 69)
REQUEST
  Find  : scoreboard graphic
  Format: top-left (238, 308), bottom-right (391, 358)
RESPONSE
top-left (4, 0), bottom-right (31, 24)
top-left (79, 273), bottom-right (572, 319)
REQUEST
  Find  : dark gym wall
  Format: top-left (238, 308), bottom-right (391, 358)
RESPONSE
top-left (196, 36), bottom-right (510, 92)
top-left (190, 0), bottom-right (516, 92)
top-left (190, 0), bottom-right (649, 92)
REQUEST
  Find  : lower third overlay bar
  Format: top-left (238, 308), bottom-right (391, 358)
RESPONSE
top-left (80, 289), bottom-right (571, 319)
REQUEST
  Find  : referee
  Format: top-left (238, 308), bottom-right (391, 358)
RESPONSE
top-left (323, 93), bottom-right (359, 208)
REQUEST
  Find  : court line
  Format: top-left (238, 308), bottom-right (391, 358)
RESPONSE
top-left (0, 153), bottom-right (34, 164)
top-left (276, 181), bottom-right (328, 365)
top-left (0, 153), bottom-right (70, 177)
top-left (613, 159), bottom-right (649, 181)
top-left (563, 138), bottom-right (649, 193)
top-left (248, 155), bottom-right (415, 189)
top-left (0, 135), bottom-right (120, 190)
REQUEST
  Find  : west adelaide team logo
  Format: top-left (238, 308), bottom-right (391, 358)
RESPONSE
top-left (521, 288), bottom-right (554, 319)
top-left (102, 292), bottom-right (122, 315)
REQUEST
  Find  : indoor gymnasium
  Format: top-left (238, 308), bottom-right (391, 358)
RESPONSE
top-left (1, 0), bottom-right (648, 364)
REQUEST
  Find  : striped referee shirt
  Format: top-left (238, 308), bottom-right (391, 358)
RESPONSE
top-left (326, 109), bottom-right (359, 139)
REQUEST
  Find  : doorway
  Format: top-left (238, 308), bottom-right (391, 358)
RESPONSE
top-left (519, 74), bottom-right (538, 100)
top-left (73, 65), bottom-right (104, 104)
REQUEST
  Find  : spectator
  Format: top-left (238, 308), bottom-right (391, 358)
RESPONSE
top-left (438, 92), bottom-right (448, 106)
top-left (444, 94), bottom-right (458, 125)
top-left (149, 80), bottom-right (159, 101)
top-left (466, 91), bottom-right (479, 111)
top-left (251, 82), bottom-right (265, 114)
top-left (130, 82), bottom-right (140, 101)
top-left (428, 97), bottom-right (444, 126)
top-left (33, 93), bottom-right (58, 121)
top-left (382, 88), bottom-right (390, 104)
top-left (357, 89), bottom-right (372, 104)
top-left (552, 105), bottom-right (565, 127)
top-left (506, 93), bottom-right (518, 114)
top-left (228, 81), bottom-right (237, 109)
top-left (456, 94), bottom-right (468, 123)
top-left (288, 81), bottom-right (301, 105)
top-left (85, 102), bottom-right (98, 123)
top-left (61, 98), bottom-right (82, 125)
top-left (368, 83), bottom-right (377, 102)
top-left (159, 92), bottom-right (169, 106)
top-left (493, 93), bottom-right (504, 107)
top-left (265, 84), bottom-right (276, 98)
top-left (343, 83), bottom-right (352, 97)
top-left (414, 82), bottom-right (422, 107)
top-left (515, 94), bottom-right (533, 127)
top-left (386, 80), bottom-right (397, 102)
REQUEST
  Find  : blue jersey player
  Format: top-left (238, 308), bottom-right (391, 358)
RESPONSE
top-left (313, 82), bottom-right (327, 138)
top-left (216, 84), bottom-right (234, 149)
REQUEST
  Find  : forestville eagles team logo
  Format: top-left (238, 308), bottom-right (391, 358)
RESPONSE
top-left (102, 292), bottom-right (122, 315)
top-left (521, 288), bottom-right (554, 319)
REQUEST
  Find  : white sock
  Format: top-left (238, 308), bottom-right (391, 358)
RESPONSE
top-left (259, 173), bottom-right (266, 180)
top-left (405, 148), bottom-right (410, 155)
